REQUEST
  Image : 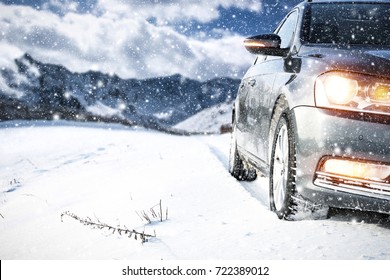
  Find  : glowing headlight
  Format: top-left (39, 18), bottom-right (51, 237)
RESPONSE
top-left (368, 83), bottom-right (390, 103)
top-left (317, 74), bottom-right (358, 105)
top-left (315, 71), bottom-right (390, 114)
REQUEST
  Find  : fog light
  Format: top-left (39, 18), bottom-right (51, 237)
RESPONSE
top-left (320, 158), bottom-right (390, 183)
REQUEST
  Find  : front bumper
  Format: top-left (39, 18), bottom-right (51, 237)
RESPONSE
top-left (292, 106), bottom-right (390, 214)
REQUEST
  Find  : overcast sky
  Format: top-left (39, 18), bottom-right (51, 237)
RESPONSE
top-left (0, 0), bottom-right (301, 80)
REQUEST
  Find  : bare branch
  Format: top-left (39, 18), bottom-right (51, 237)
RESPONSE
top-left (136, 200), bottom-right (168, 224)
top-left (61, 211), bottom-right (155, 243)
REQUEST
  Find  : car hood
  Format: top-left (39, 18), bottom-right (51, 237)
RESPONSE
top-left (300, 45), bottom-right (390, 78)
top-left (366, 50), bottom-right (390, 61)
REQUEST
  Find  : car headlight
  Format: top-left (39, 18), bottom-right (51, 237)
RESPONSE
top-left (315, 71), bottom-right (390, 114)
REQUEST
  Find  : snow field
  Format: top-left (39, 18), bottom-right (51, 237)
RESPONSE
top-left (1, 121), bottom-right (390, 260)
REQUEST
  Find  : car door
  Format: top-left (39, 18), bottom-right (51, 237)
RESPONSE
top-left (238, 10), bottom-right (299, 170)
top-left (238, 56), bottom-right (276, 163)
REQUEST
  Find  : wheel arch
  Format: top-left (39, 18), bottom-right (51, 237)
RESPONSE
top-left (268, 95), bottom-right (289, 163)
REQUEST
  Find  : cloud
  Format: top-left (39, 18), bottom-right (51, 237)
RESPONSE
top-left (42, 0), bottom-right (79, 13)
top-left (0, 0), bottom-right (263, 20)
top-left (0, 2), bottom-right (256, 80)
top-left (94, 0), bottom-right (261, 23)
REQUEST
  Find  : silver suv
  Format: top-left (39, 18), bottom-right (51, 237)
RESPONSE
top-left (229, 0), bottom-right (390, 220)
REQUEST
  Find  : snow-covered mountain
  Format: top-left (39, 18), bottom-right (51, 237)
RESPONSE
top-left (0, 54), bottom-right (240, 130)
top-left (174, 101), bottom-right (233, 134)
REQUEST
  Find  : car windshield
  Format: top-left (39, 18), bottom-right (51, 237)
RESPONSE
top-left (306, 3), bottom-right (390, 46)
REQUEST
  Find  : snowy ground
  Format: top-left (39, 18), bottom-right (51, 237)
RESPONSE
top-left (1, 121), bottom-right (390, 260)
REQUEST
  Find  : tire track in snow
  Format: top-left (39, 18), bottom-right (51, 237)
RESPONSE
top-left (200, 135), bottom-right (270, 210)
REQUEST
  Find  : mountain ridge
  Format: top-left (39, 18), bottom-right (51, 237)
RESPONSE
top-left (0, 53), bottom-right (239, 131)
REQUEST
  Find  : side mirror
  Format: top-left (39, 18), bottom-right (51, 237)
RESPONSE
top-left (244, 34), bottom-right (289, 57)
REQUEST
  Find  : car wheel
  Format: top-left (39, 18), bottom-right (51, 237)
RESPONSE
top-left (269, 105), bottom-right (328, 220)
top-left (269, 110), bottom-right (298, 220)
top-left (229, 121), bottom-right (257, 181)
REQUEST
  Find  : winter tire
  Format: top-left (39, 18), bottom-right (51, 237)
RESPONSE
top-left (269, 107), bottom-right (328, 220)
top-left (269, 110), bottom-right (298, 220)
